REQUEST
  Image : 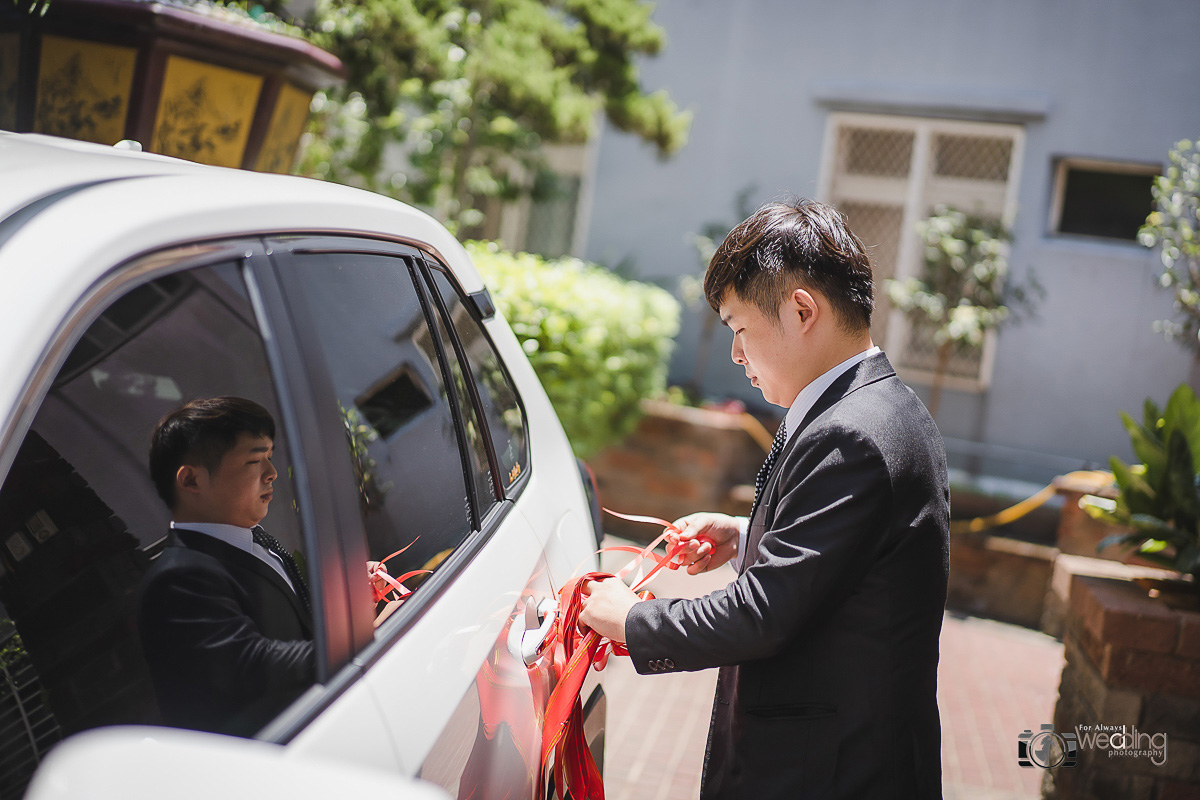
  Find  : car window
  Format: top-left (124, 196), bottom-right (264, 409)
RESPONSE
top-left (426, 266), bottom-right (529, 496)
top-left (282, 252), bottom-right (479, 618)
top-left (0, 262), bottom-right (313, 795)
top-left (417, 267), bottom-right (498, 519)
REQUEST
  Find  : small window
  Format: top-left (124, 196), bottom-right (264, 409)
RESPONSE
top-left (524, 172), bottom-right (582, 259)
top-left (426, 267), bottom-right (529, 495)
top-left (0, 261), bottom-right (313, 796)
top-left (283, 252), bottom-right (476, 621)
top-left (1052, 159), bottom-right (1159, 241)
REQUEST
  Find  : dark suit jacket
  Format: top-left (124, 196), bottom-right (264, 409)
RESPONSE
top-left (625, 353), bottom-right (950, 799)
top-left (137, 528), bottom-right (316, 737)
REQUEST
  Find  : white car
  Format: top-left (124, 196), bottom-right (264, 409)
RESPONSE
top-left (0, 133), bottom-right (606, 800)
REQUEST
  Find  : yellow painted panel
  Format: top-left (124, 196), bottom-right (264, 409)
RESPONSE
top-left (152, 55), bottom-right (262, 168)
top-left (35, 35), bottom-right (136, 144)
top-left (0, 34), bottom-right (18, 130)
top-left (255, 83), bottom-right (312, 173)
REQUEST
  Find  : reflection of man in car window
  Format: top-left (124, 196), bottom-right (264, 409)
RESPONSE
top-left (137, 397), bottom-right (314, 737)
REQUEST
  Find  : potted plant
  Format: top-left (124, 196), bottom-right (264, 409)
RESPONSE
top-left (1048, 385), bottom-right (1200, 799)
top-left (1079, 383), bottom-right (1200, 603)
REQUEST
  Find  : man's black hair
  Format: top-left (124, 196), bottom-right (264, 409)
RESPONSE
top-left (704, 198), bottom-right (874, 331)
top-left (149, 396), bottom-right (275, 509)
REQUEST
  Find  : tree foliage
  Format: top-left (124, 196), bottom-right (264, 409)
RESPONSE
top-left (1140, 138), bottom-right (1200, 352)
top-left (884, 206), bottom-right (1038, 417)
top-left (468, 241), bottom-right (680, 458)
top-left (297, 0), bottom-right (691, 228)
top-left (886, 207), bottom-right (1019, 349)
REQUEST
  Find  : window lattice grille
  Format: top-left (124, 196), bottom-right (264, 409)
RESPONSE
top-left (932, 134), bottom-right (1013, 182)
top-left (839, 201), bottom-right (905, 345)
top-left (902, 322), bottom-right (985, 380)
top-left (841, 127), bottom-right (914, 177)
top-left (825, 116), bottom-right (1020, 387)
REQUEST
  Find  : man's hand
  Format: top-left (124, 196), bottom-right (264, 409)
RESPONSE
top-left (366, 561), bottom-right (391, 595)
top-left (668, 512), bottom-right (743, 575)
top-left (578, 577), bottom-right (639, 644)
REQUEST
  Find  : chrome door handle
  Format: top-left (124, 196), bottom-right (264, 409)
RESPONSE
top-left (520, 598), bottom-right (557, 666)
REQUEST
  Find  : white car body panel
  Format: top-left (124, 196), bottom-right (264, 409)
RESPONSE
top-left (354, 512), bottom-right (546, 774)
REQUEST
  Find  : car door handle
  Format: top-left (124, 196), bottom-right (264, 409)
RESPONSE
top-left (518, 598), bottom-right (556, 666)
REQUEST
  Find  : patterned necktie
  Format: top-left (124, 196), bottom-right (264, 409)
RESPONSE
top-left (253, 526), bottom-right (311, 615)
top-left (751, 423), bottom-right (788, 518)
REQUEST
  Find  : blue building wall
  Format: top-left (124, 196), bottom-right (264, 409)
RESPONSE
top-left (583, 0), bottom-right (1199, 483)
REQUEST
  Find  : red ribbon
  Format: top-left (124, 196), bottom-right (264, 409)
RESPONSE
top-left (368, 540), bottom-right (431, 605)
top-left (540, 509), bottom-right (707, 800)
top-left (368, 513), bottom-right (702, 800)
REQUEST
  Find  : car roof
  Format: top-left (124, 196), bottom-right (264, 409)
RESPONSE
top-left (0, 133), bottom-right (484, 440)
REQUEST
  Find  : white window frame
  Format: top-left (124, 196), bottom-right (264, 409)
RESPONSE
top-left (497, 139), bottom-right (599, 258)
top-left (1048, 156), bottom-right (1161, 243)
top-left (816, 111), bottom-right (1025, 393)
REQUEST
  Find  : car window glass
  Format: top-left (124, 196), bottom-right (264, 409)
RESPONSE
top-left (283, 252), bottom-right (474, 615)
top-left (427, 267), bottom-right (529, 495)
top-left (0, 263), bottom-right (312, 797)
top-left (419, 269), bottom-right (497, 520)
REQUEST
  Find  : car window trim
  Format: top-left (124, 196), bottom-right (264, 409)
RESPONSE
top-left (419, 256), bottom-right (532, 502)
top-left (258, 500), bottom-right (516, 744)
top-left (0, 239), bottom-right (260, 488)
top-left (407, 256), bottom-right (485, 531)
top-left (351, 499), bottom-right (514, 670)
top-left (416, 255), bottom-right (505, 502)
top-left (243, 249), bottom-right (354, 684)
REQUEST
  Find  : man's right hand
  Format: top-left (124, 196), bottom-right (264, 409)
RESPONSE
top-left (668, 512), bottom-right (744, 575)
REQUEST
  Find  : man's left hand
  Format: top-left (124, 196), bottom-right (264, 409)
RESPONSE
top-left (578, 577), bottom-right (639, 644)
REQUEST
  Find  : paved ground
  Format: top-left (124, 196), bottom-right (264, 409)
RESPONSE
top-left (598, 537), bottom-right (1065, 800)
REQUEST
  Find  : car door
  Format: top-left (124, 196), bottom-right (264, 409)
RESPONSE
top-left (260, 238), bottom-right (560, 799)
top-left (0, 243), bottom-right (401, 798)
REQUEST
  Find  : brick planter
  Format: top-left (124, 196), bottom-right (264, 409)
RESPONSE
top-left (588, 400), bottom-right (766, 542)
top-left (947, 532), bottom-right (1057, 628)
top-left (1047, 575), bottom-right (1200, 799)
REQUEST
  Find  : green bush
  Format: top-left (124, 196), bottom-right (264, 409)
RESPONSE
top-left (467, 241), bottom-right (680, 459)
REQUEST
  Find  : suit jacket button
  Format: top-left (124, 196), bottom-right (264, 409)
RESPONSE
top-left (664, 659), bottom-right (675, 669)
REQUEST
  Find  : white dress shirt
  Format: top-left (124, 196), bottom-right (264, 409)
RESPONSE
top-left (170, 520), bottom-right (296, 590)
top-left (732, 346), bottom-right (881, 570)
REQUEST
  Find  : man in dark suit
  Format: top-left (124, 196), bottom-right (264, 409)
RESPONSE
top-left (138, 397), bottom-right (315, 737)
top-left (580, 199), bottom-right (950, 799)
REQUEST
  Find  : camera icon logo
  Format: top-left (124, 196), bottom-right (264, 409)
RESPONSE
top-left (1018, 724), bottom-right (1078, 768)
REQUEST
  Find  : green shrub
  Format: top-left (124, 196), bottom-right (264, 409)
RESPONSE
top-left (467, 241), bottom-right (680, 459)
top-left (1082, 384), bottom-right (1200, 583)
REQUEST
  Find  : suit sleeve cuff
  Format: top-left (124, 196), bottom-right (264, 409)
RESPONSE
top-left (623, 599), bottom-right (681, 675)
